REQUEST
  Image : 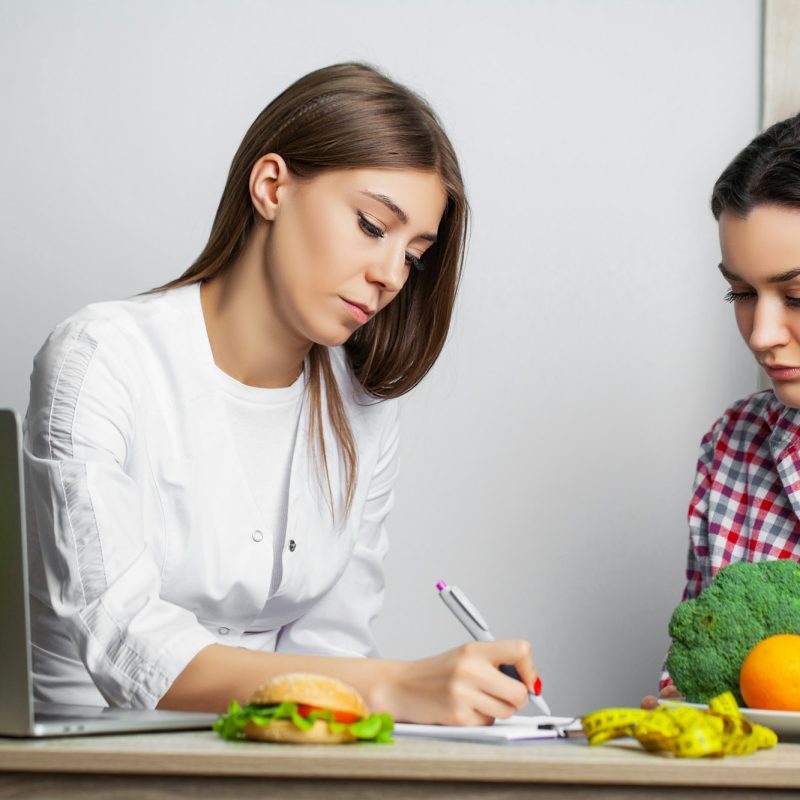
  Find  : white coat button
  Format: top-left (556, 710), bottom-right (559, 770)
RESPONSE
top-left (252, 530), bottom-right (264, 543)
top-left (218, 626), bottom-right (230, 636)
top-left (288, 539), bottom-right (297, 552)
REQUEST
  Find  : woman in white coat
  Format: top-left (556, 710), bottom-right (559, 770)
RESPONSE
top-left (24, 62), bottom-right (538, 725)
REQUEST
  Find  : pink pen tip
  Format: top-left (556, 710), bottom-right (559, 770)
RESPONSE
top-left (436, 581), bottom-right (447, 591)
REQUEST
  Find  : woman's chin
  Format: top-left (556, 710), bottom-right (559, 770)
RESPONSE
top-left (310, 324), bottom-right (357, 349)
top-left (771, 383), bottom-right (800, 410)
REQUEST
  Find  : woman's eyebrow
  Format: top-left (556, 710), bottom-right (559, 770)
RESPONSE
top-left (359, 190), bottom-right (438, 242)
top-left (768, 268), bottom-right (800, 284)
top-left (719, 262), bottom-right (800, 284)
top-left (718, 262), bottom-right (741, 281)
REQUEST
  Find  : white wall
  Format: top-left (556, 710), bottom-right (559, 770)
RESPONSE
top-left (0, 0), bottom-right (760, 716)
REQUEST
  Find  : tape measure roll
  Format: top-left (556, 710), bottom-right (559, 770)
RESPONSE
top-left (581, 692), bottom-right (777, 758)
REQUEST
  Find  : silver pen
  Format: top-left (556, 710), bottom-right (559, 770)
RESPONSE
top-left (436, 580), bottom-right (552, 717)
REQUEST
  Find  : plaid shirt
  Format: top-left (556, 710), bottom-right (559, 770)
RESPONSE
top-left (660, 389), bottom-right (800, 690)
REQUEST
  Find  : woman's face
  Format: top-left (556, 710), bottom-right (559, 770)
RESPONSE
top-left (720, 205), bottom-right (800, 408)
top-left (262, 166), bottom-right (447, 348)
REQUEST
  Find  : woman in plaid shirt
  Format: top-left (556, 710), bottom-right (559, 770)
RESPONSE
top-left (645, 113), bottom-right (800, 708)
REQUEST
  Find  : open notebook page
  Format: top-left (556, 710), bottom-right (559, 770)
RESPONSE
top-left (393, 715), bottom-right (582, 744)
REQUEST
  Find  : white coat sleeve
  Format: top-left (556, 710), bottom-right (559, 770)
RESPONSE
top-left (24, 321), bottom-right (216, 708)
top-left (275, 399), bottom-right (399, 658)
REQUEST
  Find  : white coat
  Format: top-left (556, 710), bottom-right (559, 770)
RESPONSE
top-left (24, 284), bottom-right (398, 709)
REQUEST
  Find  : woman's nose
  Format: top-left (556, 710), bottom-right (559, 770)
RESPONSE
top-left (749, 298), bottom-right (791, 353)
top-left (367, 248), bottom-right (406, 293)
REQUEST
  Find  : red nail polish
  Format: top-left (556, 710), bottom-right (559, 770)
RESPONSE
top-left (533, 677), bottom-right (542, 696)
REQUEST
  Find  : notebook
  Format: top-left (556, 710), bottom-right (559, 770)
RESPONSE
top-left (394, 715), bottom-right (582, 744)
top-left (0, 408), bottom-right (219, 737)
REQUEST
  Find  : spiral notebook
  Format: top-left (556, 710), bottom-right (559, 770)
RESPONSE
top-left (393, 715), bottom-right (582, 744)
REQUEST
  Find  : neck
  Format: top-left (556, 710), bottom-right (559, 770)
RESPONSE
top-left (199, 225), bottom-right (311, 388)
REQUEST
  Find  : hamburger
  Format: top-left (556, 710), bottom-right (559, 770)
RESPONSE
top-left (213, 673), bottom-right (393, 744)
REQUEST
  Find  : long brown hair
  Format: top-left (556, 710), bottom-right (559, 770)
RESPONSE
top-left (159, 63), bottom-right (468, 518)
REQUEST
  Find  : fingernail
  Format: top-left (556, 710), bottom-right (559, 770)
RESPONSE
top-left (533, 677), bottom-right (542, 696)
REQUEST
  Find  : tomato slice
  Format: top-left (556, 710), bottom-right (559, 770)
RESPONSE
top-left (296, 704), bottom-right (360, 724)
top-left (331, 710), bottom-right (360, 724)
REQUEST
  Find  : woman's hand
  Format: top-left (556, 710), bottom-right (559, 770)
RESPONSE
top-left (380, 640), bottom-right (538, 725)
top-left (640, 684), bottom-right (683, 710)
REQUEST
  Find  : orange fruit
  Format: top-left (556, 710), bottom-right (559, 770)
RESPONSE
top-left (739, 634), bottom-right (800, 711)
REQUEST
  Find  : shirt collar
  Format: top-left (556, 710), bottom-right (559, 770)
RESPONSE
top-left (769, 391), bottom-right (800, 457)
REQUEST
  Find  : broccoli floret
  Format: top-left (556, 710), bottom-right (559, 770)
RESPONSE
top-left (665, 559), bottom-right (800, 705)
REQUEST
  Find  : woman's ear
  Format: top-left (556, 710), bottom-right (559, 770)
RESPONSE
top-left (249, 153), bottom-right (292, 222)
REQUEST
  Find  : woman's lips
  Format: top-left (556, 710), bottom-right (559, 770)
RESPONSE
top-left (763, 364), bottom-right (800, 381)
top-left (340, 297), bottom-right (373, 325)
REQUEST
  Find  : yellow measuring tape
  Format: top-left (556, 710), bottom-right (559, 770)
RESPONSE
top-left (581, 692), bottom-right (777, 758)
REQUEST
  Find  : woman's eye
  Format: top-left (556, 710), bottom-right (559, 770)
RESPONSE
top-left (357, 211), bottom-right (384, 239)
top-left (405, 252), bottom-right (424, 272)
top-left (724, 288), bottom-right (756, 303)
top-left (724, 288), bottom-right (800, 308)
top-left (358, 210), bottom-right (425, 272)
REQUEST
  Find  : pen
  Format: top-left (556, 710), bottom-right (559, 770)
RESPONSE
top-left (436, 580), bottom-right (552, 717)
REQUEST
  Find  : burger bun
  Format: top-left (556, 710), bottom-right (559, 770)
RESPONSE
top-left (244, 673), bottom-right (367, 744)
top-left (244, 718), bottom-right (356, 744)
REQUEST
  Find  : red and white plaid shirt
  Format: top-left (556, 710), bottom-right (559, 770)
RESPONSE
top-left (661, 389), bottom-right (800, 689)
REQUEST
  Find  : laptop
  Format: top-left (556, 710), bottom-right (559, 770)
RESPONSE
top-left (0, 408), bottom-right (219, 737)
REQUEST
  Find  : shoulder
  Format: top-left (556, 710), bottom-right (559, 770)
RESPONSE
top-left (32, 286), bottom-right (196, 373)
top-left (41, 286), bottom-right (194, 348)
top-left (699, 389), bottom-right (778, 455)
top-left (27, 288), bottom-right (197, 451)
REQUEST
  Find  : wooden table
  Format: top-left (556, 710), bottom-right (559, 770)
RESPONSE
top-left (1, 729), bottom-right (799, 799)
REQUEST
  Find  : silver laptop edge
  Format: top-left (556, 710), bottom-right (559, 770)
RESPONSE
top-left (0, 408), bottom-right (218, 737)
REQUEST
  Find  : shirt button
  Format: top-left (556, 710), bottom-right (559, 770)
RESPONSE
top-left (288, 539), bottom-right (297, 552)
top-left (252, 529), bottom-right (264, 543)
top-left (218, 626), bottom-right (230, 636)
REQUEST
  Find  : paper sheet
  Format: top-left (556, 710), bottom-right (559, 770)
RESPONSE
top-left (393, 715), bottom-right (581, 744)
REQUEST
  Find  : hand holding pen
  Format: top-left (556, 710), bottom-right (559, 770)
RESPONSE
top-left (374, 583), bottom-right (541, 726)
top-left (437, 580), bottom-right (552, 717)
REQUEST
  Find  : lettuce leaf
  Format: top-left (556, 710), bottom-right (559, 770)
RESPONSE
top-left (212, 700), bottom-right (393, 743)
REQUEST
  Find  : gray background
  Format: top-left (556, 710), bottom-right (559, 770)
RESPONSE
top-left (0, 1), bottom-right (759, 716)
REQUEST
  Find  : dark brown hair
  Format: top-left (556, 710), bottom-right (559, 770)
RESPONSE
top-left (711, 113), bottom-right (800, 220)
top-left (159, 63), bottom-right (468, 518)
